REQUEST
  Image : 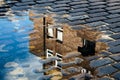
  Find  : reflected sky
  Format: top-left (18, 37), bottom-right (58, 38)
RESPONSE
top-left (0, 12), bottom-right (43, 80)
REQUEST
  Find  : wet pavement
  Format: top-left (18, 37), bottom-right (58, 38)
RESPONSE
top-left (0, 0), bottom-right (120, 80)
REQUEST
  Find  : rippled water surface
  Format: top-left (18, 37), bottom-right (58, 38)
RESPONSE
top-left (0, 13), bottom-right (42, 80)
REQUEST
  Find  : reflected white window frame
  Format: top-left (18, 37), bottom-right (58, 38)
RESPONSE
top-left (56, 27), bottom-right (63, 42)
top-left (55, 53), bottom-right (62, 68)
top-left (47, 24), bottom-right (54, 38)
top-left (46, 49), bottom-right (53, 58)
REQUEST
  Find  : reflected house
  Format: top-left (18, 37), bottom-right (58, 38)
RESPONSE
top-left (29, 11), bottom-right (108, 79)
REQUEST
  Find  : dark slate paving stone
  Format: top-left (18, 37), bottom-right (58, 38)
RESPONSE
top-left (86, 17), bottom-right (107, 23)
top-left (87, 9), bottom-right (105, 13)
top-left (15, 2), bottom-right (35, 6)
top-left (88, 0), bottom-right (103, 2)
top-left (107, 0), bottom-right (120, 3)
top-left (68, 15), bottom-right (89, 21)
top-left (69, 8), bottom-right (89, 13)
top-left (108, 40), bottom-right (120, 46)
top-left (52, 7), bottom-right (70, 12)
top-left (70, 12), bottom-right (87, 16)
top-left (54, 0), bottom-right (71, 4)
top-left (86, 55), bottom-right (101, 61)
top-left (110, 33), bottom-right (120, 39)
top-left (97, 65), bottom-right (117, 76)
top-left (108, 22), bottom-right (120, 28)
top-left (89, 5), bottom-right (106, 9)
top-left (100, 51), bottom-right (112, 57)
top-left (68, 20), bottom-right (86, 26)
top-left (52, 3), bottom-right (69, 8)
top-left (98, 77), bottom-right (113, 80)
top-left (106, 14), bottom-right (120, 19)
top-left (86, 21), bottom-right (109, 27)
top-left (89, 2), bottom-right (106, 6)
top-left (88, 12), bottom-right (108, 17)
top-left (90, 58), bottom-right (114, 68)
top-left (71, 4), bottom-right (89, 8)
top-left (112, 62), bottom-right (120, 69)
top-left (109, 54), bottom-right (120, 61)
top-left (107, 2), bottom-right (120, 7)
top-left (104, 17), bottom-right (120, 23)
top-left (111, 27), bottom-right (120, 33)
top-left (108, 45), bottom-right (120, 53)
top-left (11, 6), bottom-right (30, 11)
top-left (21, 0), bottom-right (34, 2)
top-left (112, 72), bottom-right (120, 80)
top-left (108, 9), bottom-right (120, 14)
top-left (69, 1), bottom-right (88, 5)
top-left (106, 6), bottom-right (120, 11)
top-left (0, 8), bottom-right (8, 12)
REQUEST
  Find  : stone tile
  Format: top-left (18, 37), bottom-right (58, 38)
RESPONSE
top-left (108, 9), bottom-right (120, 14)
top-left (111, 27), bottom-right (120, 33)
top-left (96, 65), bottom-right (117, 76)
top-left (107, 3), bottom-right (120, 7)
top-left (68, 20), bottom-right (85, 26)
top-left (89, 5), bottom-right (106, 9)
top-left (108, 40), bottom-right (120, 46)
top-left (52, 7), bottom-right (70, 12)
top-left (86, 17), bottom-right (107, 23)
top-left (106, 6), bottom-right (120, 11)
top-left (54, 0), bottom-right (71, 4)
top-left (68, 15), bottom-right (89, 21)
top-left (98, 77), bottom-right (114, 80)
top-left (52, 3), bottom-right (69, 8)
top-left (112, 62), bottom-right (120, 69)
top-left (69, 8), bottom-right (89, 13)
top-left (112, 72), bottom-right (120, 80)
top-left (69, 1), bottom-right (88, 5)
top-left (110, 33), bottom-right (120, 39)
top-left (106, 14), bottom-right (120, 19)
top-left (108, 45), bottom-right (120, 53)
top-left (104, 17), bottom-right (120, 23)
top-left (89, 2), bottom-right (106, 6)
top-left (108, 22), bottom-right (120, 28)
top-left (88, 12), bottom-right (108, 17)
top-left (109, 54), bottom-right (120, 61)
top-left (90, 58), bottom-right (114, 68)
top-left (86, 21), bottom-right (109, 27)
top-left (100, 51), bottom-right (112, 57)
top-left (87, 9), bottom-right (105, 13)
top-left (70, 12), bottom-right (87, 16)
top-left (71, 4), bottom-right (89, 8)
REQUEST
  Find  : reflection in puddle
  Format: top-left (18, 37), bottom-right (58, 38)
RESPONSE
top-left (0, 12), bottom-right (43, 80)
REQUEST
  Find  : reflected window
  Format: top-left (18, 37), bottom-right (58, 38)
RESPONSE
top-left (46, 49), bottom-right (53, 58)
top-left (56, 28), bottom-right (63, 42)
top-left (55, 53), bottom-right (62, 68)
top-left (47, 25), bottom-right (54, 38)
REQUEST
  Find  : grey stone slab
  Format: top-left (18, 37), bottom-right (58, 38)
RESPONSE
top-left (107, 0), bottom-right (120, 3)
top-left (68, 15), bottom-right (89, 21)
top-left (21, 0), bottom-right (34, 2)
top-left (11, 6), bottom-right (30, 11)
top-left (70, 12), bottom-right (87, 16)
top-left (69, 8), bottom-right (89, 13)
top-left (112, 72), bottom-right (120, 80)
top-left (86, 17), bottom-right (107, 23)
top-left (107, 2), bottom-right (120, 7)
top-left (90, 58), bottom-right (114, 68)
top-left (110, 54), bottom-right (120, 61)
top-left (108, 22), bottom-right (120, 28)
top-left (89, 5), bottom-right (106, 9)
top-left (89, 2), bottom-right (106, 6)
top-left (97, 65), bottom-right (117, 76)
top-left (107, 14), bottom-right (120, 19)
top-left (71, 4), bottom-right (89, 8)
top-left (87, 9), bottom-right (105, 13)
top-left (68, 20), bottom-right (86, 26)
top-left (100, 51), bottom-right (112, 57)
top-left (52, 7), bottom-right (70, 12)
top-left (15, 2), bottom-right (35, 6)
top-left (52, 3), bottom-right (69, 8)
top-left (98, 77), bottom-right (114, 80)
top-left (106, 6), bottom-right (120, 11)
top-left (108, 9), bottom-right (120, 14)
top-left (111, 27), bottom-right (120, 33)
top-left (108, 45), bottom-right (120, 53)
top-left (108, 40), bottom-right (120, 46)
top-left (54, 0), bottom-right (71, 4)
top-left (112, 62), bottom-right (120, 69)
top-left (86, 21), bottom-right (109, 27)
top-left (88, 0), bottom-right (104, 2)
top-left (69, 1), bottom-right (88, 5)
top-left (110, 33), bottom-right (120, 39)
top-left (88, 12), bottom-right (108, 17)
top-left (104, 17), bottom-right (120, 23)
